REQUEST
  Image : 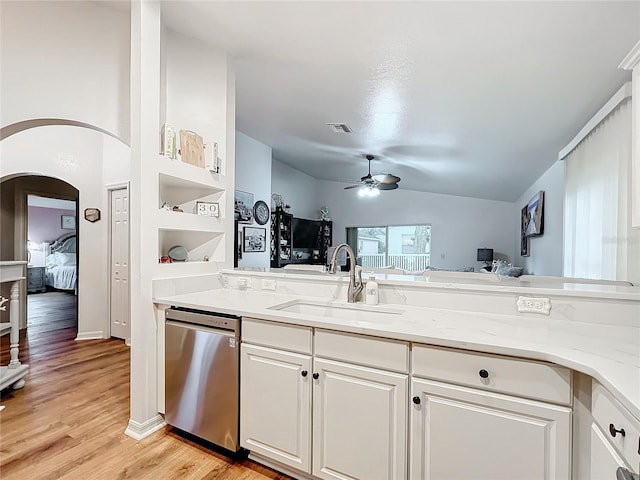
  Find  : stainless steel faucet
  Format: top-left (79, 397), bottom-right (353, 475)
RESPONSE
top-left (328, 243), bottom-right (363, 303)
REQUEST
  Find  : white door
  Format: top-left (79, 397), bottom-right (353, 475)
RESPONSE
top-left (410, 378), bottom-right (571, 480)
top-left (109, 187), bottom-right (130, 340)
top-left (590, 423), bottom-right (630, 480)
top-left (312, 357), bottom-right (408, 480)
top-left (240, 343), bottom-right (312, 473)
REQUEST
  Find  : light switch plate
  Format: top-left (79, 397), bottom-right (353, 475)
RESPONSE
top-left (516, 296), bottom-right (551, 315)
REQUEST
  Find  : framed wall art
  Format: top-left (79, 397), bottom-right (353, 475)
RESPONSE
top-left (243, 226), bottom-right (266, 252)
top-left (61, 215), bottom-right (76, 229)
top-left (520, 205), bottom-right (530, 256)
top-left (524, 191), bottom-right (545, 237)
top-left (235, 190), bottom-right (253, 223)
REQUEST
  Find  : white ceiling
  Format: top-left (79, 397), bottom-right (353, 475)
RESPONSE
top-left (161, 1), bottom-right (640, 202)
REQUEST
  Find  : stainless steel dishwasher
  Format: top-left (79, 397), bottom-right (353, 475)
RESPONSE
top-left (165, 307), bottom-right (241, 452)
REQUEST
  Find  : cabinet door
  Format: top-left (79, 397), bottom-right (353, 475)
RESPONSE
top-left (312, 358), bottom-right (408, 480)
top-left (410, 378), bottom-right (571, 480)
top-left (240, 343), bottom-right (312, 473)
top-left (590, 423), bottom-right (630, 480)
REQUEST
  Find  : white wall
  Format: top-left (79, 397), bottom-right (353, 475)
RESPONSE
top-left (236, 131), bottom-right (272, 268)
top-left (0, 1), bottom-right (130, 142)
top-left (1, 126), bottom-right (130, 338)
top-left (515, 161), bottom-right (565, 276)
top-left (271, 159), bottom-right (321, 220)
top-left (164, 29), bottom-right (231, 168)
top-left (316, 180), bottom-right (517, 270)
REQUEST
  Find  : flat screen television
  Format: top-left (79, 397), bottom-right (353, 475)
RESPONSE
top-left (292, 218), bottom-right (321, 249)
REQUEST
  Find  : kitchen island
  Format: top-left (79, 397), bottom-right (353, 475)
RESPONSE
top-left (154, 269), bottom-right (640, 479)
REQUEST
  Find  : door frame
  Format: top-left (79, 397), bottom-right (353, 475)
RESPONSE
top-left (17, 185), bottom-right (78, 330)
top-left (106, 182), bottom-right (130, 341)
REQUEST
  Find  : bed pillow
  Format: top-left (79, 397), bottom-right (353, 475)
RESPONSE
top-left (57, 253), bottom-right (76, 266)
top-left (47, 252), bottom-right (76, 266)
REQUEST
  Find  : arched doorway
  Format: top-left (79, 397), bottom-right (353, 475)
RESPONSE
top-left (0, 175), bottom-right (79, 343)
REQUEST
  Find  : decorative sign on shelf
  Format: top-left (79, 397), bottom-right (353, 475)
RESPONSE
top-left (196, 201), bottom-right (219, 217)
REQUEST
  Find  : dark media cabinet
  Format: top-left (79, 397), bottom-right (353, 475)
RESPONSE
top-left (270, 209), bottom-right (332, 268)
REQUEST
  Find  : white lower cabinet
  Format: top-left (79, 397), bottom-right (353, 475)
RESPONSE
top-left (240, 320), bottom-right (408, 480)
top-left (312, 357), bottom-right (408, 480)
top-left (590, 423), bottom-right (629, 480)
top-left (590, 381), bottom-right (640, 479)
top-left (240, 343), bottom-right (312, 473)
top-left (410, 378), bottom-right (572, 480)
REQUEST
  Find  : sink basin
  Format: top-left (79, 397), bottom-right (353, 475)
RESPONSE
top-left (268, 299), bottom-right (403, 323)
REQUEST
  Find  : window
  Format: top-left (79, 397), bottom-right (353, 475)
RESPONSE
top-left (347, 225), bottom-right (431, 272)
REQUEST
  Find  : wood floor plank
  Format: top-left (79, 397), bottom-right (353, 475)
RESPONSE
top-left (0, 292), bottom-right (294, 480)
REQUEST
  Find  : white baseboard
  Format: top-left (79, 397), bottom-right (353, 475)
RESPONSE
top-left (125, 338), bottom-right (131, 346)
top-left (75, 331), bottom-right (105, 341)
top-left (124, 414), bottom-right (166, 441)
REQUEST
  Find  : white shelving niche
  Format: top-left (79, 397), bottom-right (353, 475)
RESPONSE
top-left (157, 156), bottom-right (227, 272)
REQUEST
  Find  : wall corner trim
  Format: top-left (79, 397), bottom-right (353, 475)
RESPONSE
top-left (74, 331), bottom-right (105, 341)
top-left (124, 415), bottom-right (166, 441)
top-left (558, 82), bottom-right (632, 161)
top-left (619, 40), bottom-right (640, 70)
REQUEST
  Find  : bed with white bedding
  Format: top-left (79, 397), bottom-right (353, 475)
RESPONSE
top-left (45, 233), bottom-right (77, 292)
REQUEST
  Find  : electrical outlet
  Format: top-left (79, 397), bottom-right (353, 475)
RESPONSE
top-left (262, 279), bottom-right (277, 290)
top-left (516, 296), bottom-right (551, 315)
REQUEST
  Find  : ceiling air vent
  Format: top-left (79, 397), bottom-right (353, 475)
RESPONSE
top-left (326, 123), bottom-right (353, 134)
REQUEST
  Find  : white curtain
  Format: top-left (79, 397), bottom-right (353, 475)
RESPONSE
top-left (563, 99), bottom-right (635, 281)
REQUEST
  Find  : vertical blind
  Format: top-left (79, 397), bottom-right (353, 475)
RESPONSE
top-left (563, 99), bottom-right (632, 280)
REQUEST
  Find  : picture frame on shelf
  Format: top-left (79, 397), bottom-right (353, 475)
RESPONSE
top-left (243, 226), bottom-right (266, 252)
top-left (196, 201), bottom-right (219, 217)
top-left (61, 215), bottom-right (76, 229)
top-left (235, 190), bottom-right (253, 223)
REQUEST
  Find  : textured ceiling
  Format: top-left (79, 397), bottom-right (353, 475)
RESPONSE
top-left (161, 1), bottom-right (640, 201)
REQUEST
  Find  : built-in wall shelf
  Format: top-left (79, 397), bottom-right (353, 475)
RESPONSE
top-left (159, 172), bottom-right (224, 207)
top-left (157, 155), bottom-right (226, 189)
top-left (157, 209), bottom-right (224, 232)
top-left (158, 228), bottom-right (225, 263)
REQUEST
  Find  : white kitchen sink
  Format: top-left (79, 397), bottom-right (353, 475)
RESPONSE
top-left (268, 299), bottom-right (403, 323)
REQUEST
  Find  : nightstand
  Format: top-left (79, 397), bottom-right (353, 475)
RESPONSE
top-left (27, 266), bottom-right (46, 293)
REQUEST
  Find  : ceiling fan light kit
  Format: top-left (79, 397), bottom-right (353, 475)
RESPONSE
top-left (345, 154), bottom-right (401, 198)
top-left (358, 186), bottom-right (380, 197)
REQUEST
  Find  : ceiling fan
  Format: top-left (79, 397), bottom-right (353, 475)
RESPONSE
top-left (344, 154), bottom-right (401, 196)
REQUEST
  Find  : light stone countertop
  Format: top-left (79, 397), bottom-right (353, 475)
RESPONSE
top-left (154, 286), bottom-right (640, 421)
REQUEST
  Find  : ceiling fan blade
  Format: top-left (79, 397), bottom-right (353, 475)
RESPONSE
top-left (377, 183), bottom-right (399, 191)
top-left (373, 173), bottom-right (401, 184)
top-left (344, 183), bottom-right (363, 190)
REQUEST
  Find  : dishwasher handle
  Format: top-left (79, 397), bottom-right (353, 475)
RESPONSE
top-left (165, 319), bottom-right (237, 338)
top-left (166, 307), bottom-right (240, 333)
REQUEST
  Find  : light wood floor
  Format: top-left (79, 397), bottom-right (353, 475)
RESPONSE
top-left (0, 292), bottom-right (293, 480)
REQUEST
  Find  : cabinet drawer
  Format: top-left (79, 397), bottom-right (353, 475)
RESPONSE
top-left (242, 317), bottom-right (312, 354)
top-left (592, 381), bottom-right (640, 468)
top-left (28, 268), bottom-right (44, 280)
top-left (314, 329), bottom-right (409, 373)
top-left (412, 344), bottom-right (571, 405)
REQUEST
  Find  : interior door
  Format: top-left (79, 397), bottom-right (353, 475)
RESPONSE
top-left (110, 187), bottom-right (130, 340)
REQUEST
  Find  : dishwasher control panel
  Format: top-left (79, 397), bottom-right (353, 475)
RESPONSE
top-left (166, 307), bottom-right (240, 333)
